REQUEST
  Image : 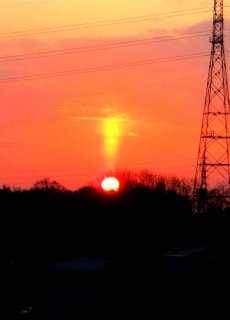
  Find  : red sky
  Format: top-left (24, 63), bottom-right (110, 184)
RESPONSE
top-left (1, 0), bottom-right (230, 190)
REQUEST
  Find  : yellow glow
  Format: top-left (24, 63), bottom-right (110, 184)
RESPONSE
top-left (102, 117), bottom-right (122, 165)
top-left (101, 177), bottom-right (120, 192)
top-left (103, 117), bottom-right (120, 137)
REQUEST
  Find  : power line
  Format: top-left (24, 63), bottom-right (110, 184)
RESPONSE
top-left (0, 0), bottom-right (58, 6)
top-left (0, 169), bottom-right (195, 187)
top-left (0, 52), bottom-right (209, 84)
top-left (0, 7), bottom-right (211, 39)
top-left (0, 30), bottom-right (211, 63)
top-left (0, 158), bottom-right (196, 176)
top-left (0, 165), bottom-right (196, 184)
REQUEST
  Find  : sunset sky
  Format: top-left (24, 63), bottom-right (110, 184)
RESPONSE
top-left (1, 0), bottom-right (230, 190)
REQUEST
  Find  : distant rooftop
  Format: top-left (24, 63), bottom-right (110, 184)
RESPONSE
top-left (164, 242), bottom-right (210, 258)
top-left (44, 256), bottom-right (110, 272)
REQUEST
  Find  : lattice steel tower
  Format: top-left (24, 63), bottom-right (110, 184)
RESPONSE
top-left (193, 0), bottom-right (230, 213)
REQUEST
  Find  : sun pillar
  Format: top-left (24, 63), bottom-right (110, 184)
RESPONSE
top-left (102, 117), bottom-right (122, 169)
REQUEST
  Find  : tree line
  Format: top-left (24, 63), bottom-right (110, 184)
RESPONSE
top-left (2, 170), bottom-right (230, 270)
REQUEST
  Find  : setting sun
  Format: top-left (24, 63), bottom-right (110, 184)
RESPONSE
top-left (101, 177), bottom-right (120, 192)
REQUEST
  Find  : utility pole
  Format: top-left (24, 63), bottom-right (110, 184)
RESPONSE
top-left (193, 0), bottom-right (230, 213)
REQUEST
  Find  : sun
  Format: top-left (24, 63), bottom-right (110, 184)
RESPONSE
top-left (101, 177), bottom-right (120, 192)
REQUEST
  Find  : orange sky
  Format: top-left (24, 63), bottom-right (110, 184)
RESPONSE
top-left (0, 0), bottom-right (230, 190)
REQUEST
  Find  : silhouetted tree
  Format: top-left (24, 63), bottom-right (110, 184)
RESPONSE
top-left (32, 178), bottom-right (66, 192)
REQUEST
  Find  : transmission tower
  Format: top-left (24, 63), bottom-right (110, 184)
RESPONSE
top-left (193, 0), bottom-right (230, 213)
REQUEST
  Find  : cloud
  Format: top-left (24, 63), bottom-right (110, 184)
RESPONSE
top-left (0, 20), bottom-right (215, 132)
top-left (128, 132), bottom-right (138, 137)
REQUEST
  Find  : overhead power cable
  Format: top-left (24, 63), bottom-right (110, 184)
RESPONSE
top-left (0, 158), bottom-right (196, 176)
top-left (0, 30), bottom-right (211, 63)
top-left (0, 52), bottom-right (209, 84)
top-left (0, 0), bottom-right (58, 6)
top-left (0, 7), bottom-right (211, 39)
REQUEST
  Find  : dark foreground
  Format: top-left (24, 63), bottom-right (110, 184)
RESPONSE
top-left (5, 241), bottom-right (230, 319)
top-left (3, 185), bottom-right (230, 318)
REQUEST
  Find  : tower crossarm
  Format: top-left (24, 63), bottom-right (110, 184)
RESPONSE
top-left (212, 0), bottom-right (224, 43)
top-left (202, 135), bottom-right (230, 139)
top-left (204, 112), bottom-right (230, 115)
top-left (198, 163), bottom-right (230, 166)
